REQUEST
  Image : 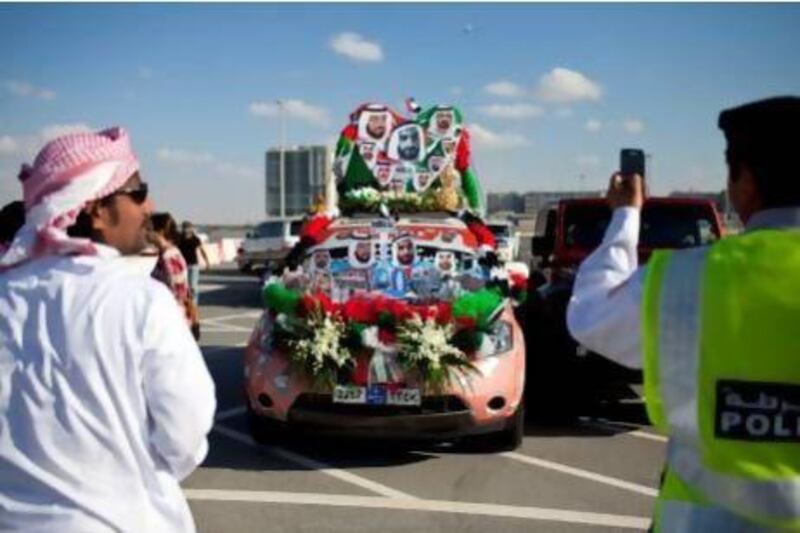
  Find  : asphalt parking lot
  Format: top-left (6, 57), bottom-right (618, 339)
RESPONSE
top-left (184, 266), bottom-right (666, 533)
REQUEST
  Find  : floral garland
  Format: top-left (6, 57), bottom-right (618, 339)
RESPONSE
top-left (395, 315), bottom-right (477, 390)
top-left (339, 187), bottom-right (440, 214)
top-left (262, 283), bottom-right (503, 389)
top-left (284, 309), bottom-right (351, 389)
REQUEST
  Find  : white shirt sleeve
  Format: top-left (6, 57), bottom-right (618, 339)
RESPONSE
top-left (141, 285), bottom-right (216, 481)
top-left (566, 207), bottom-right (645, 370)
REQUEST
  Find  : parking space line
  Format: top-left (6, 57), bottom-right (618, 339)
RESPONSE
top-left (200, 320), bottom-right (253, 333)
top-left (201, 343), bottom-right (247, 356)
top-left (215, 406), bottom-right (247, 422)
top-left (582, 419), bottom-right (668, 443)
top-left (200, 327), bottom-right (249, 333)
top-left (183, 489), bottom-right (650, 530)
top-left (212, 424), bottom-right (417, 500)
top-left (500, 452), bottom-right (658, 497)
top-left (202, 311), bottom-right (262, 323)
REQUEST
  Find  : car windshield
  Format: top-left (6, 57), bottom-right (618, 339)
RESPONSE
top-left (487, 224), bottom-right (512, 239)
top-left (254, 222), bottom-right (284, 238)
top-left (563, 203), bottom-right (719, 250)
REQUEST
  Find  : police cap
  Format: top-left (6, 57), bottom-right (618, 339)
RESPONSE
top-left (719, 96), bottom-right (800, 158)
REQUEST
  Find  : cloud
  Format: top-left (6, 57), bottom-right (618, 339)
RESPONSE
top-left (40, 123), bottom-right (93, 141)
top-left (484, 81), bottom-right (525, 98)
top-left (249, 99), bottom-right (330, 126)
top-left (584, 119), bottom-right (602, 132)
top-left (450, 86), bottom-right (464, 97)
top-left (576, 154), bottom-right (601, 167)
top-left (0, 135), bottom-right (19, 156)
top-left (157, 148), bottom-right (214, 164)
top-left (329, 32), bottom-right (383, 63)
top-left (157, 147), bottom-right (259, 180)
top-left (0, 123), bottom-right (95, 159)
top-left (478, 103), bottom-right (543, 120)
top-left (469, 123), bottom-right (529, 150)
top-left (555, 107), bottom-right (574, 118)
top-left (214, 161), bottom-right (260, 180)
top-left (4, 80), bottom-right (56, 101)
top-left (536, 68), bottom-right (602, 103)
top-left (623, 119), bottom-right (645, 134)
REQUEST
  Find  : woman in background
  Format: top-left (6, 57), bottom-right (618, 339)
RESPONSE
top-left (149, 212), bottom-right (199, 339)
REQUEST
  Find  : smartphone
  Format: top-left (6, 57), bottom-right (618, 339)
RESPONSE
top-left (620, 148), bottom-right (645, 178)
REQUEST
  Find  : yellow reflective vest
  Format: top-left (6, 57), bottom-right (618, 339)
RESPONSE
top-left (643, 228), bottom-right (800, 531)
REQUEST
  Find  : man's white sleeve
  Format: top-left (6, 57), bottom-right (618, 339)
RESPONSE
top-left (142, 285), bottom-right (216, 480)
top-left (566, 207), bottom-right (645, 370)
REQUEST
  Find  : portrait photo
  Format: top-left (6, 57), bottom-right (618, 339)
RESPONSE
top-left (387, 123), bottom-right (424, 162)
top-left (357, 109), bottom-right (392, 143)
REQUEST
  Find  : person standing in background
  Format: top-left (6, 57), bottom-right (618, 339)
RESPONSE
top-left (150, 212), bottom-right (198, 339)
top-left (178, 220), bottom-right (209, 308)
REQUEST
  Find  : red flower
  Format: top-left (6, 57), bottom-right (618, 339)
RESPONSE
top-left (387, 299), bottom-right (412, 321)
top-left (300, 292), bottom-right (340, 317)
top-left (435, 302), bottom-right (453, 325)
top-left (456, 316), bottom-right (477, 330)
top-left (344, 297), bottom-right (376, 324)
top-left (378, 329), bottom-right (396, 345)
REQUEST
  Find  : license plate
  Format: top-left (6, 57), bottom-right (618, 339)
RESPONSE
top-left (332, 385), bottom-right (366, 404)
top-left (332, 385), bottom-right (421, 406)
top-left (387, 388), bottom-right (421, 406)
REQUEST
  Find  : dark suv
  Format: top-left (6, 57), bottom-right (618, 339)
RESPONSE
top-left (521, 197), bottom-right (724, 421)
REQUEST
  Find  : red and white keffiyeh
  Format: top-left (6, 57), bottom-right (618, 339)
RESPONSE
top-left (0, 127), bottom-right (139, 269)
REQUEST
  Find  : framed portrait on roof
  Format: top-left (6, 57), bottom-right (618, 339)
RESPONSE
top-left (358, 109), bottom-right (392, 144)
top-left (413, 171), bottom-right (433, 192)
top-left (442, 138), bottom-right (457, 156)
top-left (375, 161), bottom-right (392, 188)
top-left (429, 108), bottom-right (456, 138)
top-left (387, 123), bottom-right (425, 163)
top-left (358, 142), bottom-right (377, 166)
top-left (427, 155), bottom-right (446, 174)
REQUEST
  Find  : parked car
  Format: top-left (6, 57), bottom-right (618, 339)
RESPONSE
top-left (486, 219), bottom-right (519, 263)
top-left (520, 197), bottom-right (724, 421)
top-left (237, 219), bottom-right (303, 274)
top-left (244, 214), bottom-right (527, 450)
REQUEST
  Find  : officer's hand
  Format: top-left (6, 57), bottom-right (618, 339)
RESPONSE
top-left (607, 173), bottom-right (644, 210)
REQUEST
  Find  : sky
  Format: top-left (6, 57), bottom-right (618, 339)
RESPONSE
top-left (1, 3), bottom-right (799, 224)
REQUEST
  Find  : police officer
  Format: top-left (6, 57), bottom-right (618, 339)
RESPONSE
top-left (567, 96), bottom-right (800, 531)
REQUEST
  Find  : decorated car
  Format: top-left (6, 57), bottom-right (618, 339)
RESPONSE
top-left (243, 101), bottom-right (528, 449)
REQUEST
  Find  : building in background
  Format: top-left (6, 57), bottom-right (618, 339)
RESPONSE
top-left (265, 145), bottom-right (329, 219)
top-left (487, 192), bottom-right (526, 214)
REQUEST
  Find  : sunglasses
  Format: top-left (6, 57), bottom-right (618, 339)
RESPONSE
top-left (113, 182), bottom-right (149, 204)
